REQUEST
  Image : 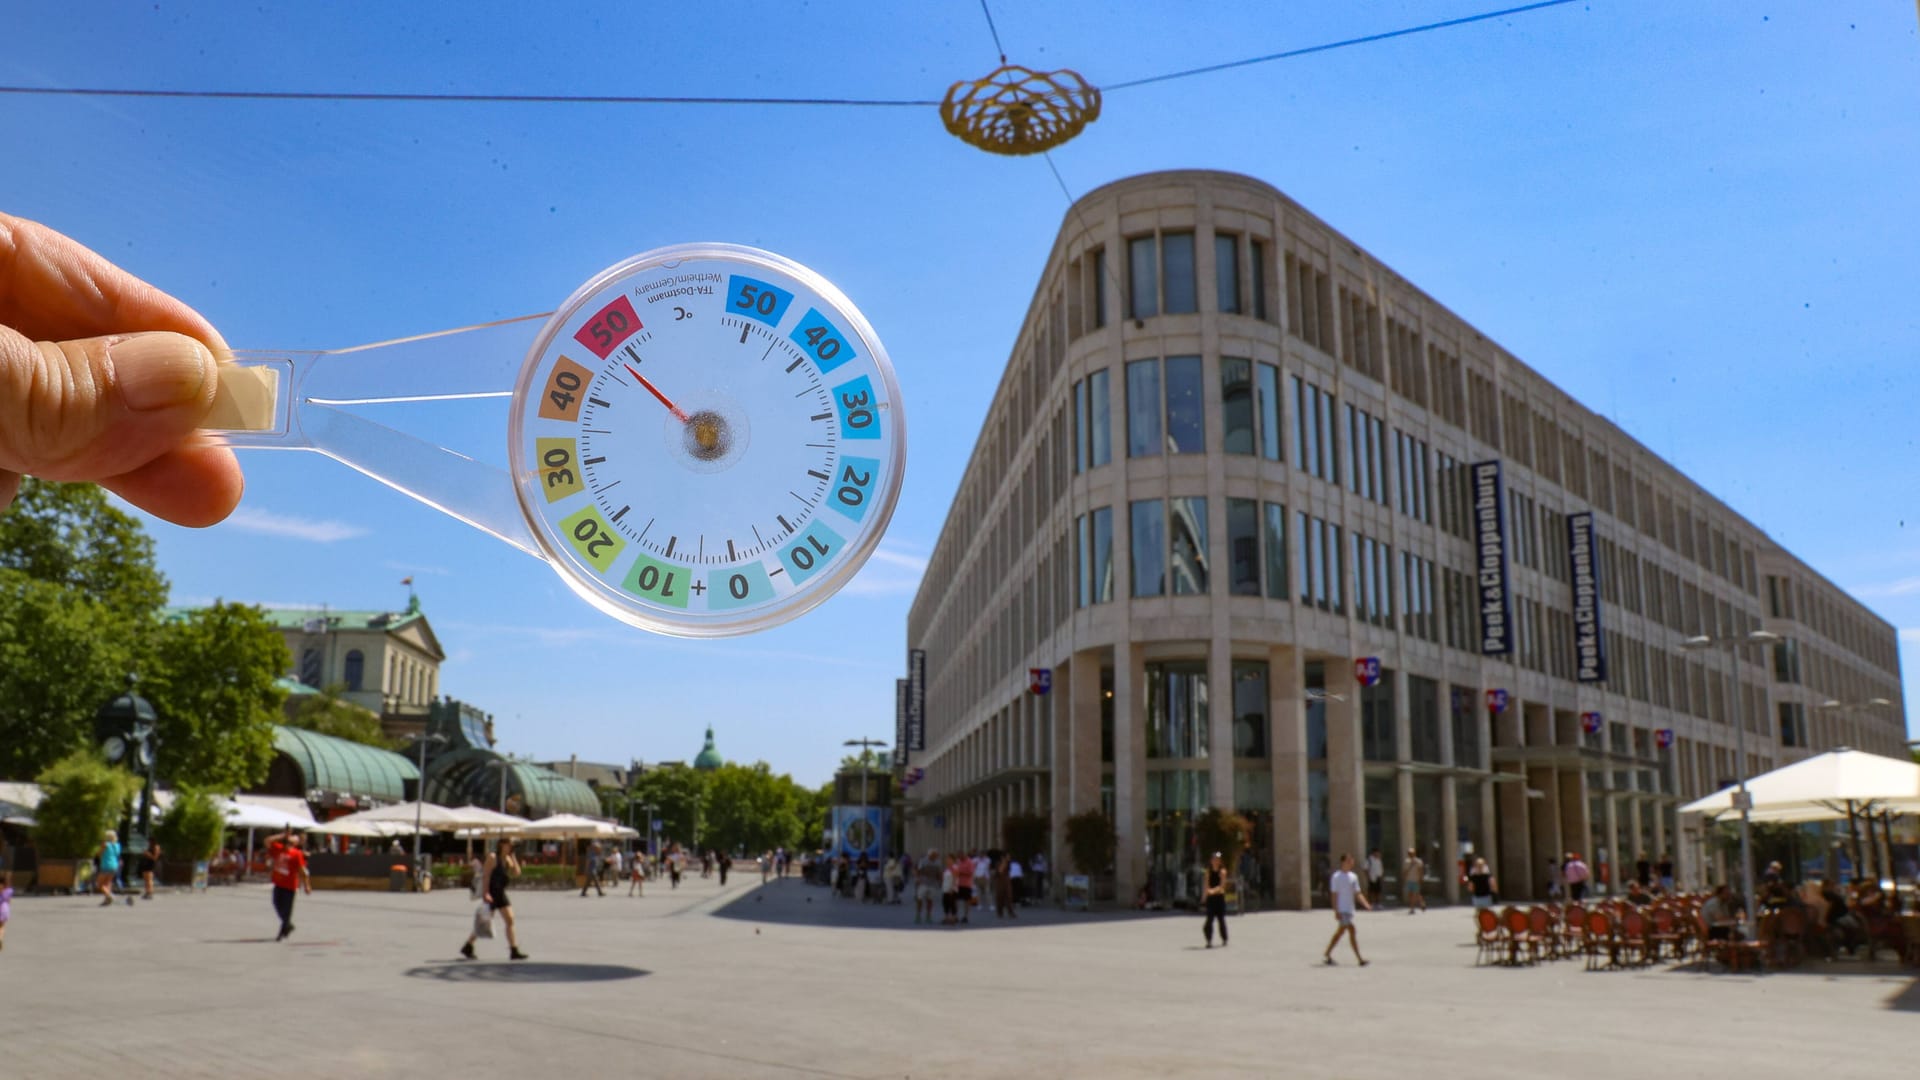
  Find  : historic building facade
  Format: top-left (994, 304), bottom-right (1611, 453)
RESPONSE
top-left (902, 170), bottom-right (1905, 908)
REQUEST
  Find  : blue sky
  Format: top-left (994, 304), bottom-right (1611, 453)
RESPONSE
top-left (6, 2), bottom-right (1917, 782)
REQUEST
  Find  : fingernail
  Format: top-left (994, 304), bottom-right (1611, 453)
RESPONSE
top-left (111, 333), bottom-right (213, 412)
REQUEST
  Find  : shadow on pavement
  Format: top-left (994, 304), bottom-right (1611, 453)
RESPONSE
top-left (706, 878), bottom-right (1173, 931)
top-left (403, 961), bottom-right (650, 984)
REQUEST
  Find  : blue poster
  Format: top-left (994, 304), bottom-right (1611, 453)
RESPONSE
top-left (829, 805), bottom-right (890, 861)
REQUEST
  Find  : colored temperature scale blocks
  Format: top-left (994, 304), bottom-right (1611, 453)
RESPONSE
top-left (830, 456), bottom-right (880, 524)
top-left (789, 308), bottom-right (857, 374)
top-left (623, 552), bottom-right (690, 609)
top-left (536, 438), bottom-right (583, 503)
top-left (706, 562), bottom-right (776, 611)
top-left (727, 275), bottom-right (795, 326)
top-left (573, 295), bottom-right (642, 359)
top-left (558, 506), bottom-right (625, 573)
top-left (832, 375), bottom-right (880, 441)
top-left (776, 521), bottom-right (844, 585)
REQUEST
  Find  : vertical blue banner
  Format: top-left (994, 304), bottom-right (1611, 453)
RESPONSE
top-left (1568, 511), bottom-right (1608, 681)
top-left (1472, 460), bottom-right (1512, 655)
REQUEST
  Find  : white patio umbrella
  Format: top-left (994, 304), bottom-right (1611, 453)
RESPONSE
top-left (516, 813), bottom-right (625, 838)
top-left (1679, 748), bottom-right (1920, 821)
top-left (307, 818), bottom-right (425, 838)
top-left (319, 801), bottom-right (526, 834)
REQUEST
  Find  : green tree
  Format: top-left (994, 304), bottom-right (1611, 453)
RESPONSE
top-left (0, 479), bottom-right (168, 618)
top-left (630, 764), bottom-right (708, 849)
top-left (285, 683), bottom-right (394, 749)
top-left (153, 787), bottom-right (228, 862)
top-left (702, 762), bottom-right (804, 855)
top-left (1065, 810), bottom-right (1117, 877)
top-left (145, 603), bottom-right (289, 791)
top-left (34, 750), bottom-right (142, 859)
top-left (0, 574), bottom-right (132, 779)
top-left (791, 780), bottom-right (833, 852)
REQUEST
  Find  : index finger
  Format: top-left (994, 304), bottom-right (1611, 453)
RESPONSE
top-left (0, 212), bottom-right (229, 352)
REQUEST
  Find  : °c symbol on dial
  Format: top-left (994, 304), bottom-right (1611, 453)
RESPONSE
top-left (674, 307), bottom-right (692, 321)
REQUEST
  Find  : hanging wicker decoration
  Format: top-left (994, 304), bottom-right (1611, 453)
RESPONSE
top-left (941, 64), bottom-right (1101, 156)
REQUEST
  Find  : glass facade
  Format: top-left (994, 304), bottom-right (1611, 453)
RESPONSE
top-left (1146, 768), bottom-right (1208, 903)
top-left (1126, 359), bottom-right (1161, 457)
top-left (1130, 499), bottom-right (1166, 597)
top-left (1215, 233), bottom-right (1240, 314)
top-left (1232, 661), bottom-right (1269, 758)
top-left (1162, 231), bottom-right (1197, 315)
top-left (1165, 356), bottom-right (1204, 453)
top-left (1169, 496), bottom-right (1208, 595)
top-left (1221, 357), bottom-right (1254, 454)
top-left (1262, 502), bottom-right (1289, 601)
top-left (1146, 661), bottom-right (1209, 759)
top-left (1128, 235), bottom-right (1157, 319)
top-left (1226, 498), bottom-right (1260, 596)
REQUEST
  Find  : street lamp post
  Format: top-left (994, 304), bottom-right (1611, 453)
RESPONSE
top-left (410, 733), bottom-right (447, 889)
top-left (843, 736), bottom-right (889, 857)
top-left (1681, 628), bottom-right (1780, 932)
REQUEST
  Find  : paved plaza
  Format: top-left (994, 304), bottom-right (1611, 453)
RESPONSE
top-left (6, 877), bottom-right (1911, 1077)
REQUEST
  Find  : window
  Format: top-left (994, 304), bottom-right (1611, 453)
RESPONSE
top-left (1126, 360), bottom-right (1161, 457)
top-left (1233, 662), bottom-right (1269, 758)
top-left (343, 649), bottom-right (365, 691)
top-left (1085, 369), bottom-right (1110, 467)
top-left (1215, 233), bottom-right (1240, 314)
top-left (1130, 500), bottom-right (1166, 597)
top-left (1256, 362), bottom-right (1281, 460)
top-left (1324, 520), bottom-right (1345, 614)
top-left (1263, 503), bottom-right (1289, 601)
top-left (299, 648), bottom-right (322, 689)
top-left (1300, 510), bottom-right (1321, 608)
top-left (1165, 356), bottom-right (1204, 453)
top-left (1292, 376), bottom-right (1339, 482)
top-left (1077, 508), bottom-right (1115, 606)
top-left (1227, 498), bottom-right (1260, 596)
top-left (1146, 661), bottom-right (1209, 759)
top-left (1072, 379), bottom-right (1086, 473)
top-left (1170, 496), bottom-right (1209, 595)
top-left (1128, 235), bottom-right (1158, 319)
top-left (1162, 231), bottom-right (1196, 314)
top-left (1361, 670), bottom-right (1396, 761)
top-left (1249, 238), bottom-right (1268, 321)
top-left (1221, 358), bottom-right (1254, 454)
top-left (1090, 246), bottom-right (1107, 328)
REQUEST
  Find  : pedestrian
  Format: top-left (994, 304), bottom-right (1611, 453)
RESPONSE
top-left (762, 850), bottom-right (772, 885)
top-left (1032, 851), bottom-right (1048, 901)
top-left (1365, 849), bottom-right (1386, 909)
top-left (972, 850), bottom-right (990, 914)
top-left (1401, 848), bottom-right (1427, 913)
top-left (265, 827), bottom-right (311, 941)
top-left (1656, 851), bottom-right (1675, 894)
top-left (914, 848), bottom-right (941, 924)
top-left (1635, 851), bottom-right (1652, 890)
top-left (1467, 857), bottom-right (1498, 909)
top-left (954, 851), bottom-right (976, 923)
top-left (607, 847), bottom-right (624, 889)
top-left (468, 851), bottom-right (485, 901)
top-left (0, 869), bottom-right (12, 952)
top-left (629, 851), bottom-right (646, 897)
top-left (992, 854), bottom-right (1014, 918)
top-left (93, 830), bottom-right (121, 907)
top-left (1545, 856), bottom-right (1564, 900)
top-left (1235, 847), bottom-right (1257, 913)
top-left (461, 840), bottom-right (528, 961)
top-left (719, 852), bottom-right (731, 886)
top-left (581, 841), bottom-right (605, 897)
top-left (1322, 853), bottom-right (1371, 966)
top-left (1202, 851), bottom-right (1230, 948)
top-left (138, 839), bottom-right (162, 900)
top-left (1008, 855), bottom-right (1024, 907)
top-left (940, 855), bottom-right (959, 925)
top-left (668, 846), bottom-right (683, 889)
top-left (884, 852), bottom-right (904, 904)
top-left (1562, 851), bottom-right (1590, 902)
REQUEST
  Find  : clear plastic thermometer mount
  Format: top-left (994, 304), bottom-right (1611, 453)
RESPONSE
top-left (209, 244), bottom-right (905, 638)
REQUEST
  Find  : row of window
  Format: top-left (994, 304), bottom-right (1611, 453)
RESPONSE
top-left (1115, 230), bottom-right (1271, 323)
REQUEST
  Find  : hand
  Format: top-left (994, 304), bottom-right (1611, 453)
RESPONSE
top-left (0, 213), bottom-right (241, 525)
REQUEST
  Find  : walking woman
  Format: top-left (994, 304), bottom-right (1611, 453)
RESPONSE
top-left (94, 830), bottom-right (121, 907)
top-left (138, 840), bottom-right (162, 900)
top-left (1467, 857), bottom-right (1498, 909)
top-left (462, 839), bottom-right (528, 961)
top-left (1202, 852), bottom-right (1230, 948)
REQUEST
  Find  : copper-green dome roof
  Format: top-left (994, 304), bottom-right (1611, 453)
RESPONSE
top-left (693, 726), bottom-right (724, 771)
top-left (271, 725), bottom-right (418, 804)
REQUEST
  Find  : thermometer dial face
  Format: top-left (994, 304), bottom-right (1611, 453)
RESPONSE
top-left (510, 244), bottom-right (905, 637)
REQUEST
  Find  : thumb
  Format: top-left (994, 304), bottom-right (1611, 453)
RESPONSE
top-left (0, 328), bottom-right (218, 486)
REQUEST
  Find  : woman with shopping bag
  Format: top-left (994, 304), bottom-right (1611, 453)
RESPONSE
top-left (460, 840), bottom-right (527, 961)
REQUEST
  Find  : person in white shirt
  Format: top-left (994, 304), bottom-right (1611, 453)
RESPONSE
top-left (1323, 853), bottom-right (1372, 966)
top-left (1031, 852), bottom-right (1048, 901)
top-left (1008, 857), bottom-right (1024, 907)
top-left (973, 853), bottom-right (991, 915)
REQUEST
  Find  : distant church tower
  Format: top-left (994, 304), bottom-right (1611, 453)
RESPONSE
top-left (693, 725), bottom-right (724, 772)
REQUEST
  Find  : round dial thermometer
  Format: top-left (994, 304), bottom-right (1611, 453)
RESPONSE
top-left (508, 244), bottom-right (905, 637)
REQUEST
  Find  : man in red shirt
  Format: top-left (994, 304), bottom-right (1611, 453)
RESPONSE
top-left (267, 827), bottom-right (312, 941)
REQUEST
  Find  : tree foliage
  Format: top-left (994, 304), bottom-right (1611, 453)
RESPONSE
top-left (630, 764), bottom-right (708, 849)
top-left (1065, 809), bottom-right (1117, 876)
top-left (285, 683), bottom-right (394, 749)
top-left (34, 750), bottom-right (142, 859)
top-left (1002, 811), bottom-right (1050, 862)
top-left (0, 479), bottom-right (167, 618)
top-left (154, 788), bottom-right (227, 862)
top-left (702, 762), bottom-right (806, 855)
top-left (144, 603), bottom-right (289, 792)
top-left (0, 574), bottom-right (131, 779)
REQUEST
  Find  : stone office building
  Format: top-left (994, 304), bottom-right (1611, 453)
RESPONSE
top-left (902, 170), bottom-right (1906, 908)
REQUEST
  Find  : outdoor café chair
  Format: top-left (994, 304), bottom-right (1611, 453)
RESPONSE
top-left (1474, 907), bottom-right (1504, 966)
top-left (1502, 906), bottom-right (1536, 966)
top-left (1584, 909), bottom-right (1617, 971)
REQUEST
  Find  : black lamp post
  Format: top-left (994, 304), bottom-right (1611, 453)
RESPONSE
top-left (95, 674), bottom-right (159, 853)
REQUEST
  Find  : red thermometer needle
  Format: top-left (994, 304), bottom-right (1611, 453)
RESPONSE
top-left (625, 362), bottom-right (688, 423)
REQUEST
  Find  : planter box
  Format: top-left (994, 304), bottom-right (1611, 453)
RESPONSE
top-left (36, 859), bottom-right (78, 893)
top-left (161, 860), bottom-right (199, 886)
